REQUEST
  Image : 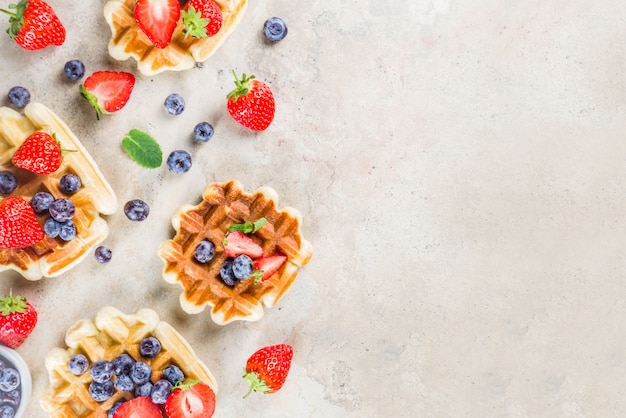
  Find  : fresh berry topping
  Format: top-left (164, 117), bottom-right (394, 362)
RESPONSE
top-left (223, 231), bottom-right (264, 258)
top-left (130, 361), bottom-right (152, 385)
top-left (162, 364), bottom-right (185, 386)
top-left (0, 368), bottom-right (19, 392)
top-left (151, 379), bottom-right (173, 404)
top-left (0, 196), bottom-right (44, 249)
top-left (166, 150), bottom-right (192, 173)
top-left (263, 17), bottom-right (288, 42)
top-left (108, 401), bottom-right (124, 418)
top-left (253, 255), bottom-right (287, 283)
top-left (219, 259), bottom-right (238, 286)
top-left (63, 59), bottom-right (85, 81)
top-left (112, 396), bottom-right (161, 418)
top-left (1, 0), bottom-right (66, 50)
top-left (59, 173), bottom-right (81, 194)
top-left (227, 71), bottom-right (275, 131)
top-left (193, 122), bottom-right (214, 142)
top-left (7, 86), bottom-right (30, 108)
top-left (113, 374), bottom-right (134, 392)
top-left (0, 172), bottom-right (17, 195)
top-left (164, 93), bottom-right (185, 115)
top-left (58, 219), bottom-right (77, 241)
top-left (193, 239), bottom-right (215, 263)
top-left (1, 389), bottom-right (19, 406)
top-left (124, 199), bottom-right (149, 221)
top-left (89, 380), bottom-right (114, 402)
top-left (134, 381), bottom-right (154, 397)
top-left (182, 0), bottom-right (223, 38)
top-left (90, 360), bottom-right (114, 383)
top-left (80, 71), bottom-right (135, 120)
top-left (228, 217), bottom-right (266, 234)
top-left (232, 254), bottom-right (253, 280)
top-left (0, 405), bottom-right (15, 418)
top-left (140, 336), bottom-right (161, 357)
top-left (94, 246), bottom-right (113, 264)
top-left (29, 191), bottom-right (53, 213)
top-left (243, 344), bottom-right (293, 397)
top-left (43, 217), bottom-right (60, 238)
top-left (12, 131), bottom-right (62, 175)
top-left (164, 380), bottom-right (216, 418)
top-left (68, 354), bottom-right (89, 375)
top-left (48, 198), bottom-right (75, 222)
top-left (112, 353), bottom-right (135, 375)
top-left (134, 0), bottom-right (180, 49)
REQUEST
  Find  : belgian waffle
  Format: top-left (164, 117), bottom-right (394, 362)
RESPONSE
top-left (104, 0), bottom-right (248, 76)
top-left (40, 306), bottom-right (218, 417)
top-left (0, 102), bottom-right (117, 280)
top-left (158, 180), bottom-right (313, 325)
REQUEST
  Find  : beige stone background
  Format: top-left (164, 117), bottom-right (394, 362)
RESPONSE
top-left (1, 0), bottom-right (626, 416)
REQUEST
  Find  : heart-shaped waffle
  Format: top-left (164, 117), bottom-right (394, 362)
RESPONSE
top-left (158, 180), bottom-right (313, 325)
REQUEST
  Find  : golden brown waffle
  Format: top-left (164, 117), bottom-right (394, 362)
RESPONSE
top-left (0, 103), bottom-right (117, 280)
top-left (158, 180), bottom-right (313, 325)
top-left (104, 0), bottom-right (248, 76)
top-left (40, 306), bottom-right (218, 417)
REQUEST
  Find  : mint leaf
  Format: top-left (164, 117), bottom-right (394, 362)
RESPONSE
top-left (122, 129), bottom-right (162, 168)
top-left (228, 217), bottom-right (267, 234)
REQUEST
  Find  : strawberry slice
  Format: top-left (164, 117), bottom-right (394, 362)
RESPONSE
top-left (253, 255), bottom-right (287, 283)
top-left (112, 396), bottom-right (161, 418)
top-left (164, 380), bottom-right (216, 418)
top-left (80, 71), bottom-right (135, 120)
top-left (223, 231), bottom-right (264, 258)
top-left (134, 0), bottom-right (181, 49)
top-left (0, 196), bottom-right (44, 249)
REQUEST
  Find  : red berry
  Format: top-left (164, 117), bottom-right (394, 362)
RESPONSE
top-left (164, 380), bottom-right (216, 418)
top-left (0, 290), bottom-right (37, 348)
top-left (112, 396), bottom-right (162, 418)
top-left (243, 344), bottom-right (293, 397)
top-left (12, 131), bottom-right (62, 175)
top-left (2, 0), bottom-right (66, 50)
top-left (80, 71), bottom-right (136, 120)
top-left (134, 0), bottom-right (180, 49)
top-left (183, 0), bottom-right (223, 38)
top-left (0, 196), bottom-right (44, 249)
top-left (223, 231), bottom-right (264, 258)
top-left (227, 71), bottom-right (275, 131)
top-left (253, 255), bottom-right (287, 282)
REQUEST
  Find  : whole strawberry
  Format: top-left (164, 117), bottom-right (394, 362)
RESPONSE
top-left (1, 0), bottom-right (65, 50)
top-left (12, 131), bottom-right (62, 175)
top-left (80, 71), bottom-right (136, 120)
top-left (243, 344), bottom-right (293, 398)
top-left (182, 0), bottom-right (223, 38)
top-left (0, 196), bottom-right (44, 249)
top-left (227, 71), bottom-right (275, 131)
top-left (0, 290), bottom-right (37, 348)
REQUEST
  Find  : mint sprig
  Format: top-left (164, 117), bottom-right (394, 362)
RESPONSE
top-left (228, 218), bottom-right (267, 234)
top-left (122, 129), bottom-right (162, 168)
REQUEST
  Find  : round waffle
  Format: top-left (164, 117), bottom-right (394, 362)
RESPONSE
top-left (158, 180), bottom-right (313, 325)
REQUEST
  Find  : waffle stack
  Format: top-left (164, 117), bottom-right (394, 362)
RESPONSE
top-left (104, 0), bottom-right (248, 75)
top-left (158, 180), bottom-right (313, 325)
top-left (40, 306), bottom-right (218, 417)
top-left (0, 103), bottom-right (117, 280)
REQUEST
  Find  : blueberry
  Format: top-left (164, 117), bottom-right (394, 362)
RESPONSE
top-left (164, 93), bottom-right (185, 115)
top-left (90, 360), bottom-right (113, 383)
top-left (114, 373), bottom-right (134, 392)
top-left (108, 400), bottom-right (124, 418)
top-left (219, 259), bottom-right (239, 286)
top-left (162, 364), bottom-right (184, 386)
top-left (89, 380), bottom-right (114, 402)
top-left (124, 199), bottom-right (149, 221)
top-left (0, 368), bottom-right (19, 392)
top-left (0, 405), bottom-right (14, 418)
top-left (112, 353), bottom-right (134, 375)
top-left (194, 239), bottom-right (215, 263)
top-left (232, 254), bottom-right (254, 280)
top-left (59, 173), bottom-right (82, 194)
top-left (49, 198), bottom-right (75, 221)
top-left (63, 59), bottom-right (85, 81)
top-left (151, 379), bottom-right (172, 404)
top-left (58, 219), bottom-right (77, 241)
top-left (134, 381), bottom-right (153, 397)
top-left (95, 246), bottom-right (112, 264)
top-left (0, 389), bottom-right (20, 405)
top-left (263, 17), bottom-right (288, 42)
top-left (193, 122), bottom-right (214, 143)
top-left (139, 336), bottom-right (161, 358)
top-left (43, 217), bottom-right (61, 238)
top-left (166, 150), bottom-right (192, 174)
top-left (0, 172), bottom-right (17, 195)
top-left (7, 86), bottom-right (30, 108)
top-left (130, 361), bottom-right (152, 384)
top-left (68, 353), bottom-right (90, 375)
top-left (30, 191), bottom-right (54, 213)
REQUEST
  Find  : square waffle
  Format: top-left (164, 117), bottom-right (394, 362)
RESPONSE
top-left (0, 102), bottom-right (117, 280)
top-left (158, 180), bottom-right (313, 325)
top-left (104, 0), bottom-right (248, 76)
top-left (40, 306), bottom-right (218, 417)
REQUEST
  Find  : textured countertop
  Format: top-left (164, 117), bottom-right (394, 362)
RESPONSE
top-left (1, 0), bottom-right (626, 416)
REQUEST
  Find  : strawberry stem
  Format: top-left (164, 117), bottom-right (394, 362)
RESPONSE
top-left (227, 71), bottom-right (256, 102)
top-left (79, 84), bottom-right (111, 120)
top-left (0, 290), bottom-right (27, 316)
top-left (242, 370), bottom-right (272, 398)
top-left (1, 0), bottom-right (27, 39)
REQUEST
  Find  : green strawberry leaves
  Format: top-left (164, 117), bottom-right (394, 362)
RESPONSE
top-left (122, 129), bottom-right (162, 168)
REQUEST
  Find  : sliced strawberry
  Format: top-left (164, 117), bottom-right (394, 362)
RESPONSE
top-left (164, 380), bottom-right (216, 418)
top-left (0, 196), bottom-right (44, 249)
top-left (223, 231), bottom-right (264, 258)
top-left (80, 71), bottom-right (135, 120)
top-left (134, 0), bottom-right (181, 49)
top-left (253, 255), bottom-right (287, 282)
top-left (112, 396), bottom-right (162, 418)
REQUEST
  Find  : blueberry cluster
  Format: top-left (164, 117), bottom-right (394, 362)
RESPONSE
top-left (0, 357), bottom-right (22, 418)
top-left (220, 254), bottom-right (255, 286)
top-left (68, 336), bottom-right (186, 408)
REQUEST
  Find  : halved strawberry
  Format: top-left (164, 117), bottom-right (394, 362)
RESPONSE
top-left (0, 196), bottom-right (44, 249)
top-left (223, 231), bottom-right (264, 258)
top-left (112, 396), bottom-right (161, 418)
top-left (134, 0), bottom-right (181, 49)
top-left (80, 71), bottom-right (135, 120)
top-left (164, 380), bottom-right (216, 418)
top-left (253, 255), bottom-right (287, 283)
